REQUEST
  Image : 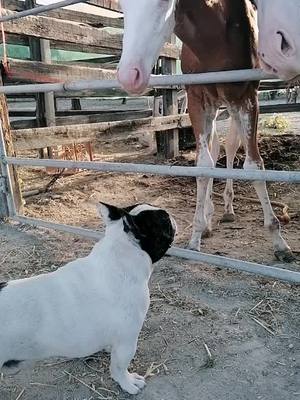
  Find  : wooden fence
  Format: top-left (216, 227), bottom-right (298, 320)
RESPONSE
top-left (1, 0), bottom-right (181, 158)
top-left (1, 0), bottom-right (299, 158)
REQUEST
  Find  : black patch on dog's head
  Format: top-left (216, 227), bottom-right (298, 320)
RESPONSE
top-left (99, 202), bottom-right (176, 262)
top-left (3, 360), bottom-right (22, 368)
top-left (124, 208), bottom-right (176, 263)
top-left (0, 281), bottom-right (7, 292)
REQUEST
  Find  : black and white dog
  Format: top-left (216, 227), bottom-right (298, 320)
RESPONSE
top-left (0, 202), bottom-right (176, 394)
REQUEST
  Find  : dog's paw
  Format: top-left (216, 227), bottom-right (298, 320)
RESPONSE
top-left (119, 372), bottom-right (146, 395)
top-left (131, 373), bottom-right (146, 389)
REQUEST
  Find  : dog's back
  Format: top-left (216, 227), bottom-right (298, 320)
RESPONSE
top-left (0, 223), bottom-right (151, 366)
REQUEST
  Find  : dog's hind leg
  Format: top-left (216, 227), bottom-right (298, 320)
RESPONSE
top-left (110, 341), bottom-right (146, 395)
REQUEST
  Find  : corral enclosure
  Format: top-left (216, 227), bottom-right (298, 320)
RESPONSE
top-left (0, 1), bottom-right (300, 399)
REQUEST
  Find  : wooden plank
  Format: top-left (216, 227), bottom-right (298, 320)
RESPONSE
top-left (11, 119), bottom-right (37, 129)
top-left (10, 103), bottom-right (300, 132)
top-left (259, 103), bottom-right (300, 113)
top-left (86, 0), bottom-right (122, 12)
top-left (9, 111), bottom-right (36, 117)
top-left (4, 34), bottom-right (119, 57)
top-left (55, 110), bottom-right (152, 125)
top-left (5, 32), bottom-right (176, 58)
top-left (40, 39), bottom-right (56, 127)
top-left (25, 0), bottom-right (47, 160)
top-left (9, 96), bottom-right (152, 114)
top-left (10, 110), bottom-right (152, 129)
top-left (259, 81), bottom-right (291, 90)
top-left (10, 108), bottom-right (151, 118)
top-left (54, 88), bottom-right (128, 97)
top-left (12, 114), bottom-right (191, 151)
top-left (156, 35), bottom-right (179, 158)
top-left (3, 0), bottom-right (123, 27)
top-left (0, 75), bottom-right (23, 215)
top-left (5, 33), bottom-right (122, 56)
top-left (45, 8), bottom-right (123, 28)
top-left (7, 59), bottom-right (117, 83)
top-left (3, 10), bottom-right (179, 59)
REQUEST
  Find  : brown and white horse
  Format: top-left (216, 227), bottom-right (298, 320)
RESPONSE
top-left (118, 0), bottom-right (294, 262)
top-left (118, 0), bottom-right (300, 87)
top-left (256, 0), bottom-right (300, 80)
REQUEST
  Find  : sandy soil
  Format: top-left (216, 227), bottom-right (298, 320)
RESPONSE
top-left (0, 115), bottom-right (299, 400)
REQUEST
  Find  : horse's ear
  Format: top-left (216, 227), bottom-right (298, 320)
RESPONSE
top-left (97, 202), bottom-right (124, 225)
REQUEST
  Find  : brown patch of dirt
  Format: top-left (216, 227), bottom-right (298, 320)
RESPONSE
top-left (0, 131), bottom-right (299, 400)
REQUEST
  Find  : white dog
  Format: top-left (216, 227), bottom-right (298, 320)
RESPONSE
top-left (0, 202), bottom-right (176, 394)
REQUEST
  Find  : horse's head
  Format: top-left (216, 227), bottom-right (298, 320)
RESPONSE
top-left (257, 0), bottom-right (300, 80)
top-left (118, 0), bottom-right (177, 95)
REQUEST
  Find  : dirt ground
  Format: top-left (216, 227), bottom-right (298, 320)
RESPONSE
top-left (0, 114), bottom-right (299, 400)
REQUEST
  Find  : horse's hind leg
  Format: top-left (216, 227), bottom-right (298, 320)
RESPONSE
top-left (239, 97), bottom-right (294, 262)
top-left (221, 114), bottom-right (241, 223)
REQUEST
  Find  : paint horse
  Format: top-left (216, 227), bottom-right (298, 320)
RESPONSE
top-left (118, 0), bottom-right (300, 86)
top-left (255, 0), bottom-right (300, 80)
top-left (118, 0), bottom-right (294, 262)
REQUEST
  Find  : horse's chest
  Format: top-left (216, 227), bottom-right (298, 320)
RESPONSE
top-left (187, 83), bottom-right (251, 109)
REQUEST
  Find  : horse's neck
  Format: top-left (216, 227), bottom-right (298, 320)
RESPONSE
top-left (175, 0), bottom-right (224, 51)
top-left (175, 0), bottom-right (258, 71)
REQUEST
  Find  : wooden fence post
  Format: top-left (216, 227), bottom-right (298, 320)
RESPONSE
top-left (40, 39), bottom-right (56, 128)
top-left (40, 39), bottom-right (56, 161)
top-left (0, 75), bottom-right (23, 218)
top-left (25, 0), bottom-right (56, 159)
top-left (156, 34), bottom-right (179, 159)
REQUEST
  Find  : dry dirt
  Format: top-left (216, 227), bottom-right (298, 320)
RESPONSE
top-left (0, 118), bottom-right (299, 400)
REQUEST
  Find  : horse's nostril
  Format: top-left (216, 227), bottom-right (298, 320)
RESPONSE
top-left (134, 68), bottom-right (140, 82)
top-left (277, 31), bottom-right (293, 56)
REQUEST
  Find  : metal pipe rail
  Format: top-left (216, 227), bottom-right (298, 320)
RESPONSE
top-left (0, 0), bottom-right (86, 23)
top-left (0, 0), bottom-right (298, 286)
top-left (0, 69), bottom-right (277, 95)
top-left (12, 215), bottom-right (300, 284)
top-left (5, 157), bottom-right (300, 183)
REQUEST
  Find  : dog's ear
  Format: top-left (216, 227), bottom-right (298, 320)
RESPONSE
top-left (122, 213), bottom-right (140, 236)
top-left (98, 202), bottom-right (124, 225)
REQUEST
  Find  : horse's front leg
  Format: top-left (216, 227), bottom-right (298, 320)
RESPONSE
top-left (188, 95), bottom-right (218, 251)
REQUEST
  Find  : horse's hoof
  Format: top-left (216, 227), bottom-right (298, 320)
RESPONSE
top-left (202, 229), bottom-right (213, 239)
top-left (187, 241), bottom-right (201, 252)
top-left (274, 249), bottom-right (296, 263)
top-left (220, 213), bottom-right (235, 223)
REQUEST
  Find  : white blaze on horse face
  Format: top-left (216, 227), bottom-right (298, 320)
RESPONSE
top-left (118, 0), bottom-right (176, 95)
top-left (257, 0), bottom-right (300, 80)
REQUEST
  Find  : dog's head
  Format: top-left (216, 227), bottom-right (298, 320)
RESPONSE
top-left (98, 202), bottom-right (177, 263)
